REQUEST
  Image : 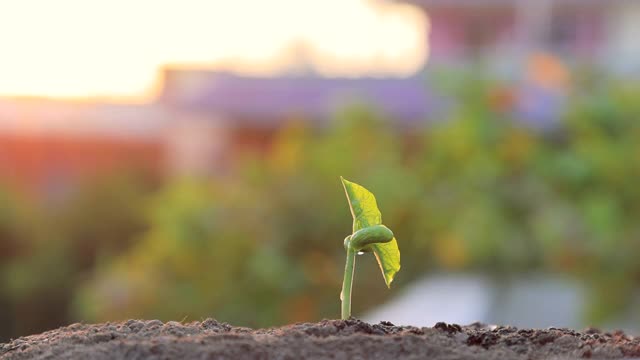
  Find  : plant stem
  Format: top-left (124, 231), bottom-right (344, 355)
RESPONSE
top-left (341, 246), bottom-right (356, 319)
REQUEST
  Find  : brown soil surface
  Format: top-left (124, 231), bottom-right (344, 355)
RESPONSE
top-left (1, 319), bottom-right (640, 360)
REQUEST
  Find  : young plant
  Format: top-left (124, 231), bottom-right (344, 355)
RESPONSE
top-left (340, 177), bottom-right (400, 319)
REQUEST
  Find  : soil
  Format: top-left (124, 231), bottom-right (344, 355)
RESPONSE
top-left (1, 319), bottom-right (640, 360)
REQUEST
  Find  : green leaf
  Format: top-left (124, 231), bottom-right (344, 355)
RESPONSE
top-left (341, 177), bottom-right (400, 287)
top-left (372, 237), bottom-right (400, 287)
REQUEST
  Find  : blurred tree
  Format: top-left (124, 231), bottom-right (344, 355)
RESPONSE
top-left (4, 74), bottom-right (640, 340)
top-left (75, 83), bottom-right (640, 327)
top-left (0, 172), bottom-right (154, 341)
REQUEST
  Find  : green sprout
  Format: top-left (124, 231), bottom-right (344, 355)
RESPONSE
top-left (340, 177), bottom-right (400, 319)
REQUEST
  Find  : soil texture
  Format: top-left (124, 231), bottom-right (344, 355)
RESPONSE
top-left (2, 319), bottom-right (640, 359)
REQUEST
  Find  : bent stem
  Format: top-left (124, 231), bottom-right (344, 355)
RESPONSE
top-left (341, 246), bottom-right (356, 319)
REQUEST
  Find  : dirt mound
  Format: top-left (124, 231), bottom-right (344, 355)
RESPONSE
top-left (2, 319), bottom-right (639, 359)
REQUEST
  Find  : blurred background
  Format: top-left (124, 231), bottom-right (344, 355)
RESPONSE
top-left (1, 0), bottom-right (640, 342)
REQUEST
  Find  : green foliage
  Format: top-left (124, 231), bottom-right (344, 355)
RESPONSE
top-left (0, 174), bottom-right (153, 340)
top-left (3, 74), bottom-right (640, 339)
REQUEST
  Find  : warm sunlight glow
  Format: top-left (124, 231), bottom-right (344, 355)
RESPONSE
top-left (0, 0), bottom-right (428, 100)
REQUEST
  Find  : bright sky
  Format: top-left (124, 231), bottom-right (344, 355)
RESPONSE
top-left (0, 0), bottom-right (428, 101)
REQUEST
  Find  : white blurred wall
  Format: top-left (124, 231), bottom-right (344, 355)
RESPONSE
top-left (364, 273), bottom-right (640, 332)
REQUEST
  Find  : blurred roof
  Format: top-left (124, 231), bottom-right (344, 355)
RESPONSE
top-left (0, 99), bottom-right (167, 139)
top-left (159, 70), bottom-right (435, 126)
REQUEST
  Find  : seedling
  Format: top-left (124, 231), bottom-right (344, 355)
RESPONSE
top-left (340, 177), bottom-right (400, 319)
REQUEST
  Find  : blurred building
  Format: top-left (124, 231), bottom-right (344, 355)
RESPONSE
top-left (405, 0), bottom-right (640, 74)
top-left (0, 99), bottom-right (166, 196)
top-left (4, 0), bottom-right (640, 194)
top-left (0, 69), bottom-right (435, 193)
top-left (158, 69), bottom-right (435, 174)
top-left (159, 69), bottom-right (434, 125)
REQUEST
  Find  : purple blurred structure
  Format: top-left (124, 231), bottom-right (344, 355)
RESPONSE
top-left (403, 0), bottom-right (640, 74)
top-left (159, 69), bottom-right (436, 127)
top-left (156, 69), bottom-right (438, 176)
